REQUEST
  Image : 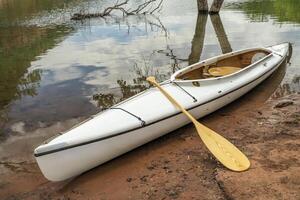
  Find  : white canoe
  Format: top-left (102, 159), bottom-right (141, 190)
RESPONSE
top-left (34, 43), bottom-right (289, 181)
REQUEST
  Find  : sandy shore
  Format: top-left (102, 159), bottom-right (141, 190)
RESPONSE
top-left (0, 90), bottom-right (299, 199)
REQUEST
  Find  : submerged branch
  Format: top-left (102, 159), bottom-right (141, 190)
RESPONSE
top-left (71, 0), bottom-right (163, 20)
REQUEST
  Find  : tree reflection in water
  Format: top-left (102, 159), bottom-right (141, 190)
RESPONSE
top-left (0, 26), bottom-right (72, 109)
top-left (93, 60), bottom-right (167, 110)
top-left (92, 79), bottom-right (149, 110)
top-left (188, 14), bottom-right (208, 65)
top-left (92, 11), bottom-right (295, 109)
top-left (17, 69), bottom-right (42, 97)
top-left (93, 13), bottom-right (234, 109)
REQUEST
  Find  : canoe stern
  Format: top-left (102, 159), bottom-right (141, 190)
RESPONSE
top-left (268, 42), bottom-right (290, 57)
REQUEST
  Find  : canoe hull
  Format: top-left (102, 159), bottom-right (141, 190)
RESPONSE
top-left (36, 54), bottom-right (285, 181)
top-left (35, 43), bottom-right (289, 181)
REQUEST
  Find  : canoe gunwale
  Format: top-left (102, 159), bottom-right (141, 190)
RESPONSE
top-left (171, 47), bottom-right (273, 83)
top-left (34, 52), bottom-right (287, 158)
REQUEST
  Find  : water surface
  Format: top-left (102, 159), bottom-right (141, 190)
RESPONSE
top-left (0, 0), bottom-right (299, 140)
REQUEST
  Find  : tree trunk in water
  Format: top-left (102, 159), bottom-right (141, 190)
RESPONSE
top-left (209, 0), bottom-right (224, 14)
top-left (197, 0), bottom-right (208, 13)
top-left (188, 14), bottom-right (208, 65)
top-left (210, 14), bottom-right (232, 54)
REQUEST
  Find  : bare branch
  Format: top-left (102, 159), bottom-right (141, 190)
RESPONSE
top-left (71, 0), bottom-right (163, 20)
top-left (150, 0), bottom-right (163, 14)
top-left (130, 0), bottom-right (156, 14)
top-left (148, 15), bottom-right (168, 37)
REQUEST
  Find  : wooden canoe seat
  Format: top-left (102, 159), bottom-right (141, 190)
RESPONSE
top-left (208, 66), bottom-right (241, 77)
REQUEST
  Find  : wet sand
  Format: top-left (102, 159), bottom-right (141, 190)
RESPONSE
top-left (0, 65), bottom-right (299, 199)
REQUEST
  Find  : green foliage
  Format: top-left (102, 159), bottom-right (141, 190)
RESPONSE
top-left (0, 26), bottom-right (72, 108)
top-left (0, 0), bottom-right (80, 26)
top-left (227, 0), bottom-right (300, 24)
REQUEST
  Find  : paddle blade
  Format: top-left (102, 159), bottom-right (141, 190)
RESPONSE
top-left (146, 75), bottom-right (250, 171)
top-left (195, 122), bottom-right (250, 171)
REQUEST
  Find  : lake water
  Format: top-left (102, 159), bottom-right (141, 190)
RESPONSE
top-left (0, 0), bottom-right (299, 140)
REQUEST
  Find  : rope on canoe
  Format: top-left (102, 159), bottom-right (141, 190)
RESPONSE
top-left (108, 107), bottom-right (146, 127)
top-left (173, 82), bottom-right (198, 102)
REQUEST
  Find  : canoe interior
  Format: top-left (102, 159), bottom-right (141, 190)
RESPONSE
top-left (176, 49), bottom-right (271, 80)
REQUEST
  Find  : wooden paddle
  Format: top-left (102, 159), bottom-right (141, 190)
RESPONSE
top-left (146, 76), bottom-right (250, 171)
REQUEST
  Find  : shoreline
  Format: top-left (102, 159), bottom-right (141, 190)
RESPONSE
top-left (0, 90), bottom-right (299, 199)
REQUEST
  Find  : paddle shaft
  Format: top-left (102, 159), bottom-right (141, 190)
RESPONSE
top-left (150, 81), bottom-right (198, 124)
